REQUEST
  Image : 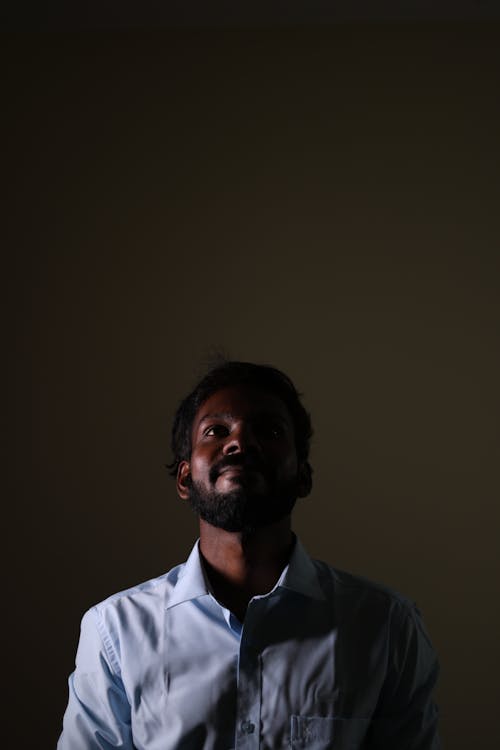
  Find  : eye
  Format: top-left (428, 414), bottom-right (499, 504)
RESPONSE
top-left (204, 424), bottom-right (229, 438)
top-left (269, 425), bottom-right (284, 439)
top-left (257, 421), bottom-right (284, 439)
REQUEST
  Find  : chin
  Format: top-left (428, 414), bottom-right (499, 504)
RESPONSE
top-left (188, 477), bottom-right (297, 534)
top-left (216, 474), bottom-right (267, 495)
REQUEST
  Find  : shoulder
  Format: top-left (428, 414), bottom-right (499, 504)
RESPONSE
top-left (312, 558), bottom-right (418, 621)
top-left (308, 559), bottom-right (438, 668)
top-left (81, 562), bottom-right (186, 651)
top-left (96, 562), bottom-right (184, 611)
top-left (70, 562), bottom-right (191, 683)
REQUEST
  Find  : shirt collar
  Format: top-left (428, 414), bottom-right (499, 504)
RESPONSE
top-left (167, 540), bottom-right (211, 608)
top-left (276, 535), bottom-right (326, 601)
top-left (167, 534), bottom-right (325, 610)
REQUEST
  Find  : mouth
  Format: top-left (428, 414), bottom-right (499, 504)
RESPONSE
top-left (217, 464), bottom-right (264, 482)
top-left (219, 465), bottom-right (253, 476)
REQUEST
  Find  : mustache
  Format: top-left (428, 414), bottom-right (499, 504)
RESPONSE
top-left (209, 454), bottom-right (269, 484)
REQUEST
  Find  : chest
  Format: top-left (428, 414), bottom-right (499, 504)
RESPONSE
top-left (127, 594), bottom-right (388, 750)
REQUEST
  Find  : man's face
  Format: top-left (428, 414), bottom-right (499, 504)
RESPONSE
top-left (177, 384), bottom-right (306, 534)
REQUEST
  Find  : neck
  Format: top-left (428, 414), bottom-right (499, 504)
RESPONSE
top-left (198, 518), bottom-right (295, 619)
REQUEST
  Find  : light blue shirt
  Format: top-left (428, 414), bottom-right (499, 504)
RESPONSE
top-left (58, 537), bottom-right (441, 749)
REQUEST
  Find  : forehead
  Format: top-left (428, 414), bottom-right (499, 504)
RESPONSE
top-left (193, 384), bottom-right (293, 429)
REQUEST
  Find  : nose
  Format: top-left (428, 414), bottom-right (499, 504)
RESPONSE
top-left (223, 422), bottom-right (260, 456)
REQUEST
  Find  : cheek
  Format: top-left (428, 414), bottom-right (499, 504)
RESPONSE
top-left (286, 458), bottom-right (299, 477)
top-left (190, 449), bottom-right (216, 482)
top-left (273, 450), bottom-right (299, 478)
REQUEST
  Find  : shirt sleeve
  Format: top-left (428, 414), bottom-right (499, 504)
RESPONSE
top-left (57, 607), bottom-right (136, 750)
top-left (367, 600), bottom-right (442, 750)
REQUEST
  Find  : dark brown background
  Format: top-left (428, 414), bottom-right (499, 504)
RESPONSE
top-left (5, 13), bottom-right (500, 750)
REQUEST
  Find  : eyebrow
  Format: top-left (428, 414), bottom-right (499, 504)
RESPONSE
top-left (197, 412), bottom-right (288, 426)
top-left (198, 412), bottom-right (234, 425)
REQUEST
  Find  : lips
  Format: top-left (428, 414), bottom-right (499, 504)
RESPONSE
top-left (219, 465), bottom-right (257, 477)
top-left (217, 463), bottom-right (264, 481)
top-left (210, 458), bottom-right (268, 486)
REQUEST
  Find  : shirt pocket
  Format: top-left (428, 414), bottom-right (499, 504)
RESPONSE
top-left (290, 715), bottom-right (369, 749)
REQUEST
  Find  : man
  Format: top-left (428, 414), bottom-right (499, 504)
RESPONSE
top-left (58, 360), bottom-right (441, 749)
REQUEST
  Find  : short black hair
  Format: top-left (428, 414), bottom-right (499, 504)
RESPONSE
top-left (167, 360), bottom-right (313, 483)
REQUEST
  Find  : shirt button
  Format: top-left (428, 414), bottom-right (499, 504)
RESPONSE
top-left (241, 720), bottom-right (255, 734)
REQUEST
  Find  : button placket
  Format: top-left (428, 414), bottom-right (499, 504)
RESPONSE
top-left (235, 604), bottom-right (262, 749)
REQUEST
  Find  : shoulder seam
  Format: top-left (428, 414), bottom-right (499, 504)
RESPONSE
top-left (91, 605), bottom-right (122, 678)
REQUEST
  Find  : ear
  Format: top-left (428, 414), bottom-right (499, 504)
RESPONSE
top-left (176, 460), bottom-right (191, 500)
top-left (297, 462), bottom-right (312, 498)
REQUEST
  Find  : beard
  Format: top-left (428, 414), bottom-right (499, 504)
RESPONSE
top-left (185, 463), bottom-right (299, 535)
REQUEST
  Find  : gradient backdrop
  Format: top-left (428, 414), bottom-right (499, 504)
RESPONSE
top-left (6, 24), bottom-right (500, 749)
